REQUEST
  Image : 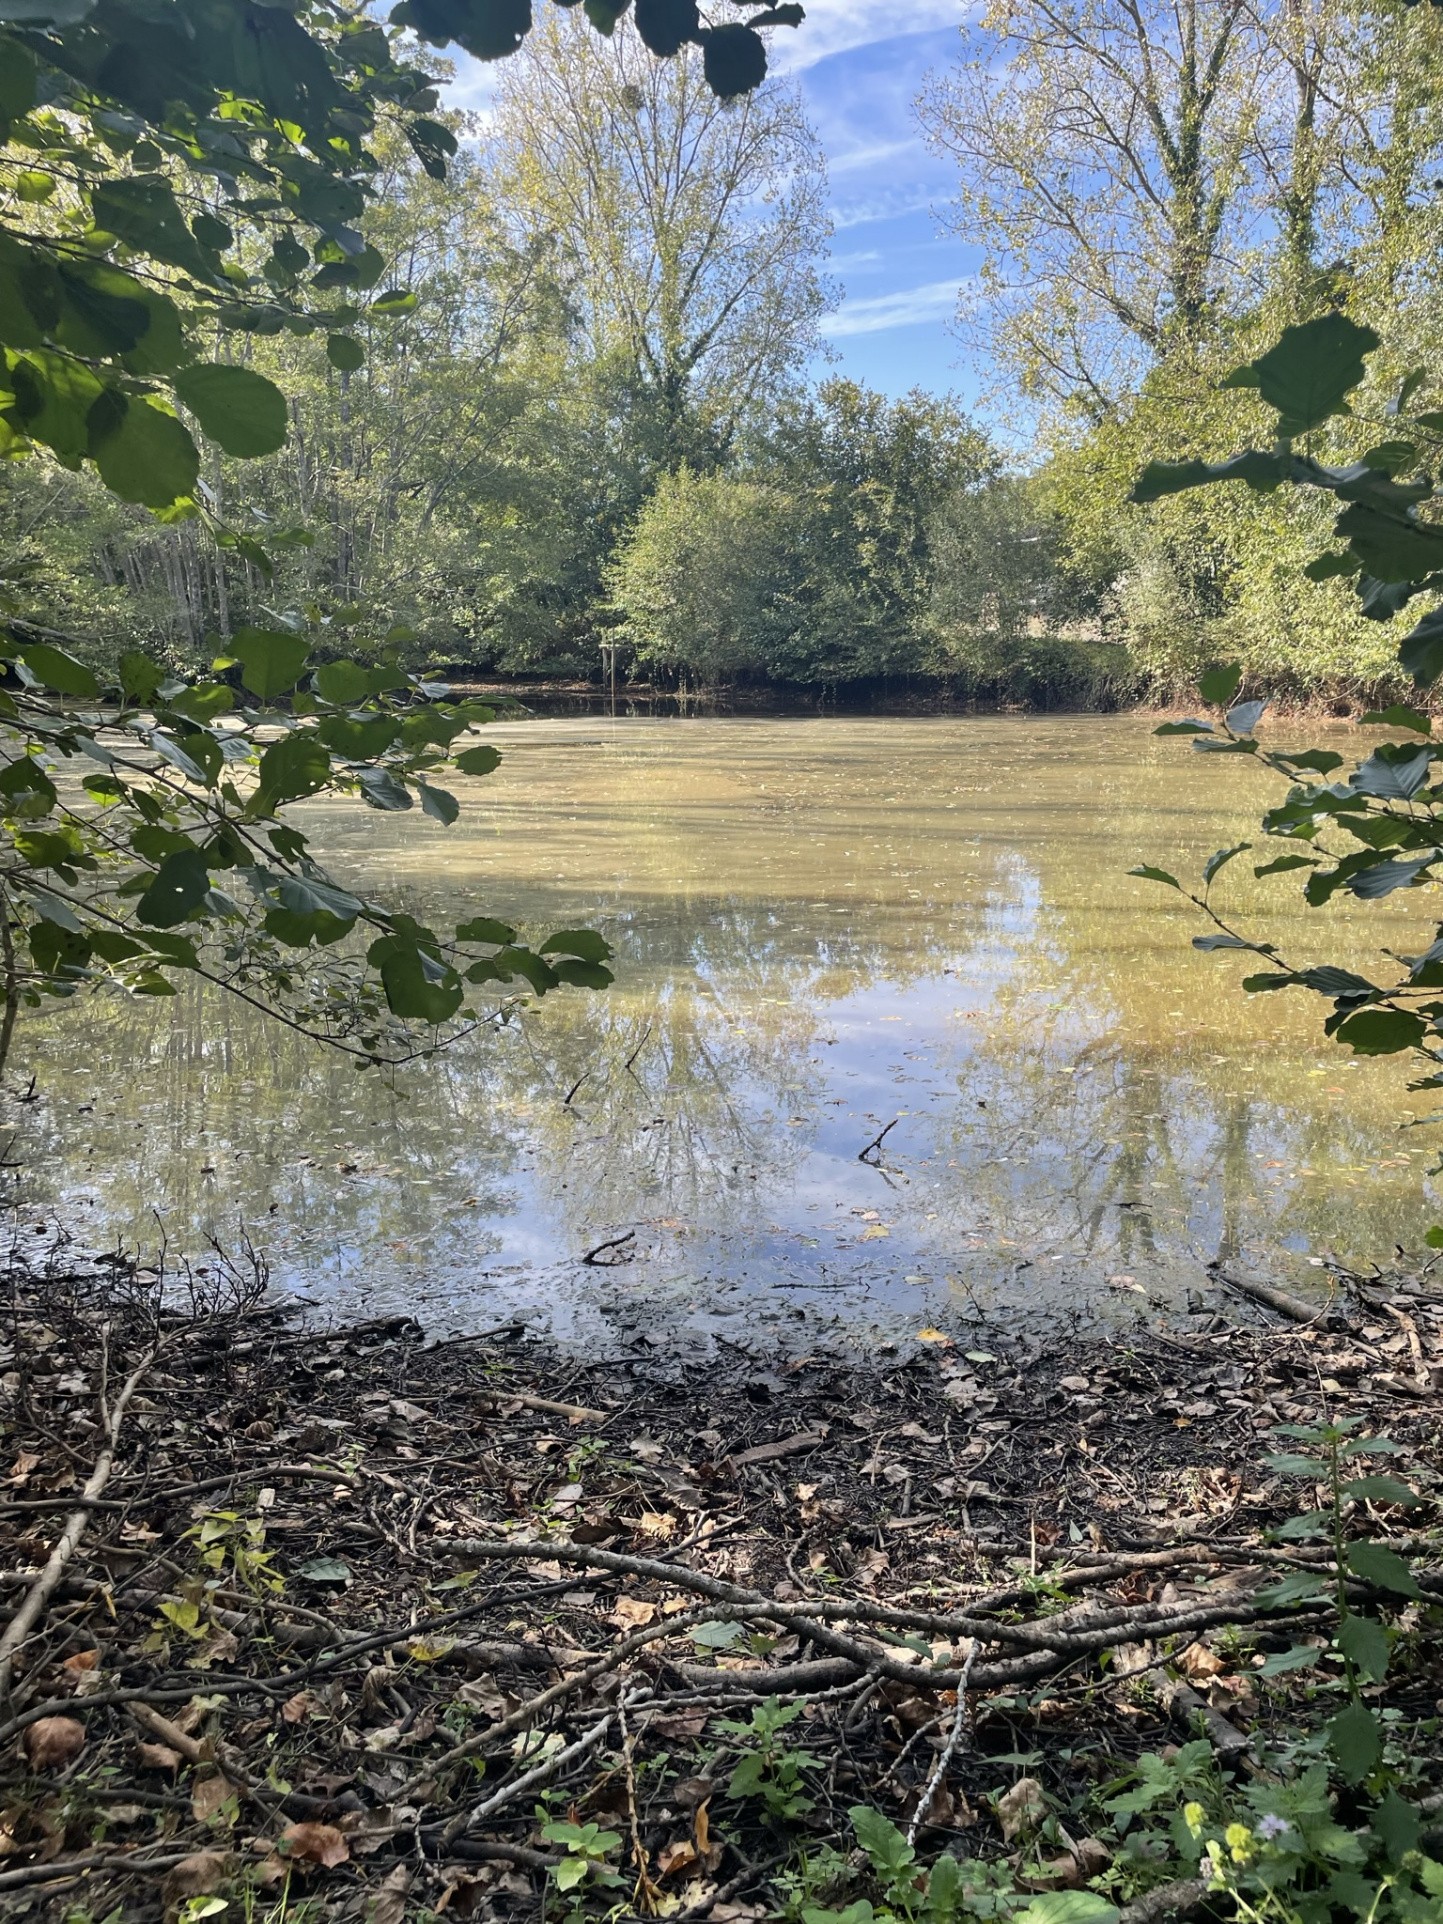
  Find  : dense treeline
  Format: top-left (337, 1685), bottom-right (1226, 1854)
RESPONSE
top-left (9, 1), bottom-right (1440, 706)
top-left (0, 10), bottom-right (1090, 707)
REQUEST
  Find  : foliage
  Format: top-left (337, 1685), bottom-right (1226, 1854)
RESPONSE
top-left (0, 628), bottom-right (612, 1063)
top-left (721, 1697), bottom-right (822, 1822)
top-left (0, 0), bottom-right (768, 1056)
top-left (1134, 312), bottom-right (1443, 1118)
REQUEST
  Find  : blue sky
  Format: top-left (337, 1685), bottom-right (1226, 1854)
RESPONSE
top-left (441, 2), bottom-right (987, 409)
top-left (766, 2), bottom-right (981, 405)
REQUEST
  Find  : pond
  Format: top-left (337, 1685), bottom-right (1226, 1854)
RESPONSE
top-left (13, 715), bottom-right (1438, 1349)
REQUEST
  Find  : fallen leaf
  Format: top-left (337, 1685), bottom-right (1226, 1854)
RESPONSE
top-left (7, 1452), bottom-right (40, 1486)
top-left (368, 1863), bottom-right (410, 1924)
top-left (277, 1820), bottom-right (350, 1868)
top-left (1179, 1641), bottom-right (1226, 1682)
top-left (657, 1839), bottom-right (699, 1877)
top-left (162, 1850), bottom-right (233, 1914)
top-left (915, 1327), bottom-right (952, 1345)
top-left (281, 1691), bottom-right (317, 1725)
top-left (613, 1596), bottom-right (657, 1628)
top-left (996, 1776), bottom-right (1047, 1842)
top-left (24, 1716), bottom-right (86, 1769)
top-left (137, 1741), bottom-right (185, 1772)
top-left (191, 1773), bottom-right (236, 1827)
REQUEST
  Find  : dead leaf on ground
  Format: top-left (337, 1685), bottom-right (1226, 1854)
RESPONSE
top-left (368, 1863), bottom-right (410, 1924)
top-left (277, 1819), bottom-right (350, 1868)
top-left (24, 1716), bottom-right (85, 1769)
top-left (136, 1741), bottom-right (184, 1772)
top-left (997, 1776), bottom-right (1047, 1842)
top-left (191, 1773), bottom-right (236, 1826)
top-left (282, 1690), bottom-right (317, 1725)
top-left (7, 1452), bottom-right (40, 1486)
top-left (162, 1850), bottom-right (233, 1914)
top-left (1179, 1640), bottom-right (1226, 1682)
top-left (656, 1839), bottom-right (699, 1878)
top-left (613, 1595), bottom-right (657, 1628)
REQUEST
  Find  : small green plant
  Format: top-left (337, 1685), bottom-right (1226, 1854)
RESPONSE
top-left (540, 1818), bottom-right (624, 1916)
top-left (1099, 1743), bottom-right (1443, 1924)
top-left (1256, 1417), bottom-right (1424, 1784)
top-left (788, 1806), bottom-right (1019, 1924)
top-left (721, 1697), bottom-right (823, 1822)
top-left (190, 1509), bottom-right (285, 1598)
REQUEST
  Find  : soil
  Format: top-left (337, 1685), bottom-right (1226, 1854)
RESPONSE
top-left (0, 1233), bottom-right (1439, 1922)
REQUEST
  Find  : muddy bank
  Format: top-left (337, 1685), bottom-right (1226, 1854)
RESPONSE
top-left (0, 1242), bottom-right (1439, 1920)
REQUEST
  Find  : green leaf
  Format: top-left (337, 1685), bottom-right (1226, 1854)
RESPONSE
top-left (701, 21), bottom-right (767, 96)
top-left (0, 36), bottom-right (37, 124)
top-left (1255, 1571), bottom-right (1331, 1608)
top-left (1204, 841), bottom-right (1250, 884)
top-left (369, 285), bottom-right (418, 315)
top-left (173, 364), bottom-right (288, 458)
top-left (1327, 1701), bottom-right (1382, 1785)
top-left (1333, 1008), bottom-right (1427, 1055)
top-left (454, 744), bottom-right (502, 776)
top-left (1398, 606), bottom-right (1443, 687)
top-left (633, 0), bottom-right (699, 56)
top-left (550, 959), bottom-right (614, 989)
top-left (396, 0), bottom-right (532, 63)
top-left (1346, 1540), bottom-right (1421, 1598)
top-left (1372, 1790), bottom-right (1422, 1866)
top-left (296, 1556), bottom-right (351, 1585)
top-left (1256, 1644), bottom-right (1323, 1676)
top-left (539, 929), bottom-right (612, 963)
top-left (325, 333), bottom-right (364, 371)
top-left (232, 627), bottom-right (310, 701)
top-left (91, 175), bottom-right (212, 280)
top-left (358, 767), bottom-right (413, 811)
top-left (690, 1620), bottom-right (744, 1648)
top-left (314, 659), bottom-right (373, 706)
top-left (1199, 663), bottom-right (1243, 706)
top-left (368, 934), bottom-right (463, 1023)
top-left (135, 847), bottom-right (211, 927)
top-left (1337, 1613), bottom-right (1391, 1683)
top-left (1223, 314), bottom-right (1381, 436)
top-left (18, 643), bottom-right (99, 697)
top-left (118, 650), bottom-right (166, 704)
top-left (1340, 1475), bottom-right (1421, 1507)
top-left (88, 393), bottom-right (199, 508)
top-left (1254, 856), bottom-right (1318, 877)
top-left (1359, 705), bottom-right (1432, 734)
top-left (252, 731), bottom-right (330, 810)
top-left (1012, 1896), bottom-right (1119, 1924)
top-left (418, 782), bottom-right (460, 825)
top-left (456, 917), bottom-right (516, 944)
top-left (1336, 502), bottom-right (1443, 586)
top-left (1129, 865), bottom-right (1181, 889)
top-left (1130, 452), bottom-right (1283, 503)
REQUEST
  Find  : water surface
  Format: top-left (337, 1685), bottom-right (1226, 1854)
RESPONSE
top-left (16, 716), bottom-right (1437, 1347)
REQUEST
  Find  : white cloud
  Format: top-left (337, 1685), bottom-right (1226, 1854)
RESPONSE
top-left (830, 187), bottom-right (939, 230)
top-left (767, 0), bottom-right (966, 75)
top-left (822, 277), bottom-right (966, 336)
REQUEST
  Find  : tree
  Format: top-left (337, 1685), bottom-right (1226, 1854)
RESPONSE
top-left (607, 465), bottom-right (796, 683)
top-left (1133, 314), bottom-right (1443, 1116)
top-left (921, 0), bottom-right (1273, 416)
top-left (487, 7), bottom-right (833, 463)
top-left (0, 0), bottom-right (813, 1063)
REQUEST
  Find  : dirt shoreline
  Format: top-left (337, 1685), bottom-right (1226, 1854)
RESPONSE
top-left (1, 1246), bottom-right (1438, 1920)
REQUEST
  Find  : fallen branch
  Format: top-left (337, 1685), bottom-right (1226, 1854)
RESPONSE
top-left (1213, 1264), bottom-right (1342, 1328)
top-left (0, 1331), bottom-right (158, 1706)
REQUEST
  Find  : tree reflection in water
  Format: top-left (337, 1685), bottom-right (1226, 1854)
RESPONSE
top-left (11, 717), bottom-right (1437, 1343)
